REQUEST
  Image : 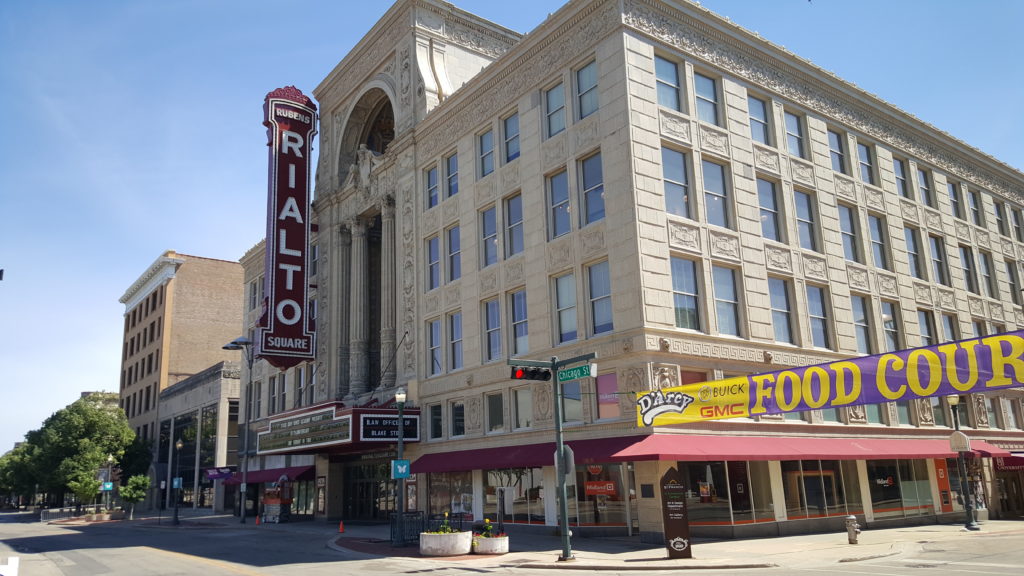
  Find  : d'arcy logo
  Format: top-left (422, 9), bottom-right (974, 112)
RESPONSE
top-left (637, 390), bottom-right (695, 426)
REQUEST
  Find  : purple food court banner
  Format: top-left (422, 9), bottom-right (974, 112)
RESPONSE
top-left (637, 331), bottom-right (1024, 426)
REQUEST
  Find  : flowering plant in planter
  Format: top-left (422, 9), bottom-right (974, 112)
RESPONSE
top-left (425, 511), bottom-right (458, 534)
top-left (474, 518), bottom-right (506, 539)
top-left (472, 518), bottom-right (509, 554)
top-left (420, 513), bottom-right (474, 556)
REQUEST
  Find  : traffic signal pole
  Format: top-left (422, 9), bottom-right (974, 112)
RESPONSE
top-left (509, 353), bottom-right (595, 562)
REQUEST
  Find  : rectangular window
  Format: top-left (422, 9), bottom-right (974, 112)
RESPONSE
top-left (967, 189), bottom-right (983, 226)
top-left (545, 83), bottom-right (565, 137)
top-left (784, 111), bottom-right (804, 157)
top-left (427, 319), bottom-right (442, 376)
top-left (555, 273), bottom-right (577, 343)
top-left (868, 214), bottom-right (889, 270)
top-left (694, 72), bottom-right (719, 125)
top-left (702, 160), bottom-right (729, 228)
top-left (769, 277), bottom-right (794, 344)
top-left (479, 130), bottom-right (494, 177)
top-left (1007, 260), bottom-right (1022, 305)
top-left (941, 313), bottom-right (960, 342)
top-left (249, 279), bottom-right (259, 310)
top-left (979, 251), bottom-right (997, 298)
top-left (505, 194), bottom-right (524, 257)
top-left (581, 153), bottom-right (605, 224)
top-left (429, 404), bottom-right (442, 439)
top-left (905, 227), bottom-right (925, 279)
top-left (596, 373), bottom-right (621, 420)
top-left (838, 204), bottom-right (861, 263)
top-left (917, 168), bottom-right (933, 206)
top-left (973, 319), bottom-right (988, 337)
top-left (426, 236), bottom-right (440, 290)
top-left (893, 158), bottom-right (909, 198)
top-left (446, 226), bottom-right (461, 282)
top-left (794, 189), bottom-right (818, 251)
top-left (948, 181), bottom-right (964, 219)
top-left (881, 300), bottom-right (901, 352)
top-left (827, 129), bottom-right (846, 173)
top-left (588, 261), bottom-right (613, 335)
top-left (445, 153), bottom-right (459, 197)
top-left (748, 95), bottom-right (770, 145)
top-left (562, 380), bottom-right (583, 423)
top-left (309, 244), bottom-right (319, 277)
top-left (253, 381), bottom-right (262, 419)
top-left (448, 312), bottom-right (463, 370)
top-left (672, 257), bottom-right (701, 330)
top-left (510, 289), bottom-right (528, 355)
top-left (712, 265), bottom-right (741, 337)
top-left (655, 55), bottom-right (681, 111)
top-left (513, 387), bottom-right (532, 429)
top-left (919, 309), bottom-right (937, 347)
top-left (807, 285), bottom-right (831, 349)
top-left (852, 294), bottom-right (873, 354)
top-left (960, 245), bottom-right (979, 294)
top-left (662, 147), bottom-right (691, 218)
top-left (503, 113), bottom-right (520, 162)
top-left (931, 397), bottom-right (948, 428)
top-left (549, 170), bottom-right (570, 239)
top-left (481, 207), bottom-right (498, 268)
top-left (576, 60), bottom-right (598, 119)
top-left (930, 235), bottom-right (950, 285)
top-left (450, 401), bottom-right (465, 437)
top-left (484, 298), bottom-right (501, 362)
top-left (995, 200), bottom-right (1009, 236)
top-left (758, 178), bottom-right (781, 241)
top-left (1013, 207), bottom-right (1024, 242)
top-left (486, 393), bottom-right (504, 433)
top-left (269, 376), bottom-right (277, 415)
top-left (857, 142), bottom-right (875, 185)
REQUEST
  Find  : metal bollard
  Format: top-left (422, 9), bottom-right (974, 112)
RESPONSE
top-left (845, 515), bottom-right (861, 544)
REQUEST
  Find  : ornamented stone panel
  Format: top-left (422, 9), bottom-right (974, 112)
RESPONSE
top-left (938, 288), bottom-right (956, 311)
top-left (876, 272), bottom-right (898, 297)
top-left (975, 229), bottom-right (990, 249)
top-left (925, 210), bottom-right (943, 230)
top-left (899, 199), bottom-right (918, 224)
top-left (752, 144), bottom-right (780, 175)
top-left (505, 258), bottom-right (524, 285)
top-left (480, 268), bottom-right (498, 295)
top-left (847, 266), bottom-right (870, 292)
top-left (668, 220), bottom-right (701, 253)
top-left (709, 230), bottom-right (740, 261)
top-left (913, 282), bottom-right (933, 304)
top-left (542, 132), bottom-right (567, 171)
top-left (863, 186), bottom-right (884, 211)
top-left (501, 163), bottom-right (520, 192)
top-left (802, 253), bottom-right (828, 281)
top-left (547, 238), bottom-right (573, 271)
top-left (790, 158), bottom-right (815, 187)
top-left (765, 245), bottom-right (793, 273)
top-left (990, 302), bottom-right (1005, 321)
top-left (834, 175), bottom-right (856, 200)
top-left (699, 125), bottom-right (729, 158)
top-left (581, 226), bottom-right (606, 259)
top-left (955, 221), bottom-right (972, 242)
top-left (574, 115), bottom-right (601, 154)
top-left (1002, 239), bottom-right (1016, 257)
top-left (968, 296), bottom-right (985, 316)
top-left (659, 109), bottom-right (692, 145)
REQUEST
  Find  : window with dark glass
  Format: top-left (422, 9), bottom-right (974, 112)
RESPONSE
top-left (857, 143), bottom-right (875, 185)
top-left (548, 170), bottom-right (570, 239)
top-left (784, 111), bottom-right (804, 157)
top-left (807, 285), bottom-right (831, 348)
top-left (960, 245), bottom-right (979, 294)
top-left (581, 153), bottom-right (604, 224)
top-left (905, 227), bottom-right (925, 279)
top-left (838, 204), bottom-right (860, 262)
top-left (694, 72), bottom-right (719, 125)
top-left (702, 160), bottom-right (729, 228)
top-left (503, 113), bottom-right (520, 162)
top-left (758, 178), bottom-right (781, 241)
top-left (893, 158), bottom-right (909, 198)
top-left (930, 235), bottom-right (950, 285)
top-left (748, 96), bottom-right (770, 145)
top-left (769, 277), bottom-right (793, 344)
top-left (576, 61), bottom-right (598, 119)
top-left (545, 83), bottom-right (565, 137)
top-left (852, 294), bottom-right (873, 355)
top-left (662, 147), bottom-right (690, 218)
top-left (917, 168), bottom-right (933, 206)
top-left (827, 129), bottom-right (846, 173)
top-left (713, 265), bottom-right (741, 337)
top-left (655, 55), bottom-right (680, 111)
top-left (795, 189), bottom-right (818, 251)
top-left (868, 214), bottom-right (889, 270)
top-left (505, 194), bottom-right (523, 257)
top-left (672, 257), bottom-right (701, 330)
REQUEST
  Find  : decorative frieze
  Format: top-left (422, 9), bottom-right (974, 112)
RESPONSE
top-left (660, 110), bottom-right (692, 145)
top-left (899, 199), bottom-right (918, 224)
top-left (543, 133), bottom-right (567, 171)
top-left (790, 158), bottom-right (815, 187)
top-left (834, 175), bottom-right (856, 200)
top-left (581, 225), bottom-right (607, 259)
top-left (699, 124), bottom-right (729, 158)
top-left (847, 265), bottom-right (870, 292)
top-left (574, 114), bottom-right (602, 154)
top-left (752, 144), bottom-right (780, 175)
top-left (863, 186), bottom-right (884, 211)
top-left (547, 237), bottom-right (574, 271)
top-left (802, 253), bottom-right (828, 281)
top-left (876, 272), bottom-right (898, 297)
top-left (913, 282), bottom-right (933, 304)
top-left (765, 245), bottom-right (793, 273)
top-left (667, 220), bottom-right (701, 253)
top-left (709, 230), bottom-right (740, 261)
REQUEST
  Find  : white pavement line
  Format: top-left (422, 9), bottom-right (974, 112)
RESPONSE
top-left (789, 567), bottom-right (915, 576)
top-left (894, 558), bottom-right (1023, 569)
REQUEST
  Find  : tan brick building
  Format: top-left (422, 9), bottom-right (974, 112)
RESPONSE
top-left (118, 251), bottom-right (244, 453)
top-left (235, 0), bottom-right (1024, 538)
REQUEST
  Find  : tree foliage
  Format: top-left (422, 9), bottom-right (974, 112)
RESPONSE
top-left (119, 474), bottom-right (151, 520)
top-left (0, 392), bottom-right (137, 502)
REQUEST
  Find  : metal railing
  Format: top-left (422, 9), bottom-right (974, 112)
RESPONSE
top-left (39, 504), bottom-right (103, 523)
top-left (389, 511), bottom-right (425, 545)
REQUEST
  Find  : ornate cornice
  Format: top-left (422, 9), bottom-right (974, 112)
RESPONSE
top-left (624, 0), bottom-right (1023, 201)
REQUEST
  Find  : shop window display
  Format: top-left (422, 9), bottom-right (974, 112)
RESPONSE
top-left (484, 468), bottom-right (545, 524)
top-left (427, 471), bottom-right (473, 521)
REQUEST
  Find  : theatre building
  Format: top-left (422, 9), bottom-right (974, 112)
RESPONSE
top-left (236, 0), bottom-right (1024, 538)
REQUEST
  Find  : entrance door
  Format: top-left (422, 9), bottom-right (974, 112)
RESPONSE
top-left (343, 461), bottom-right (394, 522)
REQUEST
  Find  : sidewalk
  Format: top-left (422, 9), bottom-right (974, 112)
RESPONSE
top-left (124, 510), bottom-right (1024, 571)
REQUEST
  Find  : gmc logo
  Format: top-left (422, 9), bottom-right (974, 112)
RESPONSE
top-left (699, 404), bottom-right (744, 418)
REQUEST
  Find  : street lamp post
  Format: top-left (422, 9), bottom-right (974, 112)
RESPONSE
top-left (105, 454), bottom-right (114, 511)
top-left (223, 337), bottom-right (254, 524)
top-left (947, 395), bottom-right (980, 531)
top-left (394, 387), bottom-right (407, 547)
top-left (173, 438), bottom-right (183, 526)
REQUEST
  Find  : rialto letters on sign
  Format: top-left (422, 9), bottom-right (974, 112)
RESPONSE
top-left (637, 331), bottom-right (1024, 426)
top-left (259, 86), bottom-right (317, 369)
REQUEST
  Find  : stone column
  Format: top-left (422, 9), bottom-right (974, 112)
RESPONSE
top-left (348, 217), bottom-right (369, 396)
top-left (379, 196), bottom-right (397, 390)
top-left (335, 223), bottom-right (351, 399)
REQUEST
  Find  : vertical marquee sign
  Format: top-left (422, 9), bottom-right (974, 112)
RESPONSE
top-left (260, 86), bottom-right (317, 369)
top-left (660, 467), bottom-right (693, 559)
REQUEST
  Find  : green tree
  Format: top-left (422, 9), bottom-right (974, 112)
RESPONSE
top-left (66, 471), bottom-right (101, 510)
top-left (118, 436), bottom-right (153, 481)
top-left (119, 475), bottom-right (151, 520)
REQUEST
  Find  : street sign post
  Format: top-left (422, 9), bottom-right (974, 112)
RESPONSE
top-left (557, 363), bottom-right (596, 382)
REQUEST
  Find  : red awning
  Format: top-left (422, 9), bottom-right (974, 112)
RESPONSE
top-left (611, 435), bottom-right (1012, 462)
top-left (223, 465), bottom-right (314, 485)
top-left (995, 455), bottom-right (1024, 471)
top-left (412, 437), bottom-right (639, 474)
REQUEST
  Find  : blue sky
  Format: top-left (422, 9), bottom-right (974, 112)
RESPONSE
top-left (1, 0), bottom-right (1021, 451)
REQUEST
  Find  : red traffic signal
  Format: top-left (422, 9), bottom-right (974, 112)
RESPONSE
top-left (511, 366), bottom-right (551, 381)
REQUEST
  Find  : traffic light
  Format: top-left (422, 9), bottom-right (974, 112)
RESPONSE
top-left (511, 366), bottom-right (552, 381)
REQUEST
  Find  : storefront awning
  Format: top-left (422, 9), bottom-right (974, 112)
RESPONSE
top-left (412, 435), bottom-right (1012, 473)
top-left (612, 435), bottom-right (1012, 462)
top-left (411, 437), bottom-right (639, 474)
top-left (223, 465), bottom-right (314, 485)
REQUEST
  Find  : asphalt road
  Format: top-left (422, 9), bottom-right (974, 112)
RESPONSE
top-left (3, 512), bottom-right (1023, 576)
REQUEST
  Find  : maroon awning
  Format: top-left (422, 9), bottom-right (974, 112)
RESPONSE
top-left (411, 437), bottom-right (639, 474)
top-left (223, 465), bottom-right (314, 485)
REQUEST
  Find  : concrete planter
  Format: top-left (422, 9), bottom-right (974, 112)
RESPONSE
top-left (473, 536), bottom-right (509, 555)
top-left (419, 531), bottom-right (473, 556)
